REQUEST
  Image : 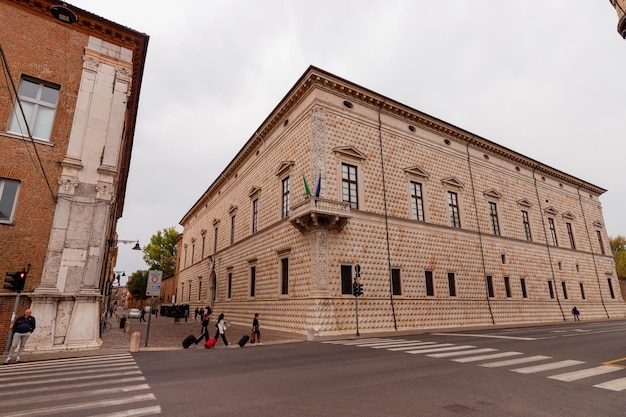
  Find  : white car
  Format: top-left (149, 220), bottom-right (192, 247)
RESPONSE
top-left (128, 308), bottom-right (141, 319)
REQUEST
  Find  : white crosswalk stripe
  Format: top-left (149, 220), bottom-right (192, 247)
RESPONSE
top-left (0, 354), bottom-right (161, 416)
top-left (480, 355), bottom-right (552, 368)
top-left (549, 365), bottom-right (622, 382)
top-left (512, 360), bottom-right (585, 374)
top-left (323, 337), bottom-right (626, 393)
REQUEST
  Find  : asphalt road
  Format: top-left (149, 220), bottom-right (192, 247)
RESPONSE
top-left (3, 320), bottom-right (626, 416)
top-left (132, 319), bottom-right (626, 417)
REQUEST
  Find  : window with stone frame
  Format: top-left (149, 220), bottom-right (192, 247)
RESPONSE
top-left (281, 176), bottom-right (290, 218)
top-left (280, 257), bottom-right (289, 295)
top-left (548, 218), bottom-right (558, 246)
top-left (425, 270), bottom-right (434, 296)
top-left (250, 265), bottom-right (256, 297)
top-left (597, 230), bottom-right (606, 255)
top-left (566, 222), bottom-right (576, 250)
top-left (341, 163), bottom-right (359, 209)
top-left (504, 276), bottom-right (511, 297)
top-left (489, 202), bottom-right (500, 235)
top-left (341, 264), bottom-right (353, 295)
top-left (486, 276), bottom-right (494, 298)
top-left (8, 77), bottom-right (60, 141)
top-left (448, 191), bottom-right (461, 228)
top-left (448, 272), bottom-right (457, 297)
top-left (230, 215), bottom-right (236, 245)
top-left (391, 268), bottom-right (402, 295)
top-left (227, 270), bottom-right (233, 299)
top-left (410, 181), bottom-right (424, 221)
top-left (0, 178), bottom-right (20, 223)
top-left (521, 210), bottom-right (532, 241)
top-left (520, 278), bottom-right (528, 298)
top-left (252, 198), bottom-right (259, 234)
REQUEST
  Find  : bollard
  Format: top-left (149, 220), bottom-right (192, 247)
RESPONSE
top-left (129, 331), bottom-right (141, 352)
top-left (124, 320), bottom-right (130, 333)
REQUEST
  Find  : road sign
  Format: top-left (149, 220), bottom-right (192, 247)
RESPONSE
top-left (146, 270), bottom-right (162, 296)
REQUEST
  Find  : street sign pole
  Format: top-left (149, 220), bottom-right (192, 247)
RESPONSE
top-left (145, 296), bottom-right (153, 347)
top-left (145, 270), bottom-right (163, 347)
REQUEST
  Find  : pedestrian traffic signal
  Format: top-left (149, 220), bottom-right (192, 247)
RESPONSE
top-left (16, 270), bottom-right (26, 292)
top-left (352, 281), bottom-right (363, 297)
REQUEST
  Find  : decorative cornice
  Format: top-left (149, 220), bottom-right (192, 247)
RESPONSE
top-left (442, 177), bottom-right (464, 189)
top-left (483, 189), bottom-right (502, 200)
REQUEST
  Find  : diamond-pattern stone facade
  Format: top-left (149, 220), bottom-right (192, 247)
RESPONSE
top-left (177, 67), bottom-right (624, 339)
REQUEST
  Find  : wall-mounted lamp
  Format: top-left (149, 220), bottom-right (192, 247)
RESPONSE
top-left (109, 239), bottom-right (142, 251)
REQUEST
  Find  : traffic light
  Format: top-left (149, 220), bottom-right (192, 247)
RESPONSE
top-left (352, 280), bottom-right (363, 297)
top-left (5, 270), bottom-right (27, 292)
top-left (16, 270), bottom-right (26, 292)
top-left (4, 271), bottom-right (19, 291)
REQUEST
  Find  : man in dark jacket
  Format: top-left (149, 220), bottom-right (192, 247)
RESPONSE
top-left (4, 308), bottom-right (36, 364)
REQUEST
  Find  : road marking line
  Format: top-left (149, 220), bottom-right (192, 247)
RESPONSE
top-left (387, 342), bottom-right (445, 351)
top-left (323, 338), bottom-right (394, 345)
top-left (0, 384), bottom-right (151, 407)
top-left (354, 340), bottom-right (415, 347)
top-left (370, 341), bottom-right (429, 349)
top-left (0, 393), bottom-right (157, 417)
top-left (549, 365), bottom-right (622, 381)
top-left (428, 348), bottom-right (497, 358)
top-left (480, 355), bottom-right (551, 368)
top-left (602, 357), bottom-right (626, 368)
top-left (594, 377), bottom-right (626, 391)
top-left (88, 405), bottom-right (163, 417)
top-left (432, 333), bottom-right (537, 341)
top-left (0, 376), bottom-right (146, 397)
top-left (0, 365), bottom-right (139, 383)
top-left (405, 345), bottom-right (475, 355)
top-left (453, 351), bottom-right (522, 363)
top-left (0, 370), bottom-right (142, 389)
top-left (0, 359), bottom-right (137, 378)
top-left (512, 360), bottom-right (584, 374)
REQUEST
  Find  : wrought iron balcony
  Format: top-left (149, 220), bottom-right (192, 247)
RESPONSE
top-left (289, 197), bottom-right (351, 233)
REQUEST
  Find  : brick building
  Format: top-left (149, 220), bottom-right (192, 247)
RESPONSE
top-left (0, 0), bottom-right (148, 351)
top-left (177, 66), bottom-right (624, 338)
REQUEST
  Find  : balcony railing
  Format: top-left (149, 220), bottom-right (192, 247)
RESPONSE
top-left (289, 197), bottom-right (351, 233)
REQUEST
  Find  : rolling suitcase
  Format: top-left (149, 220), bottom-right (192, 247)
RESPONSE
top-left (238, 334), bottom-right (250, 347)
top-left (182, 334), bottom-right (196, 349)
top-left (204, 338), bottom-right (217, 349)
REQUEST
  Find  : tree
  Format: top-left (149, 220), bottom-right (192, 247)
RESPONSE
top-left (610, 235), bottom-right (626, 278)
top-left (127, 270), bottom-right (148, 300)
top-left (143, 226), bottom-right (179, 277)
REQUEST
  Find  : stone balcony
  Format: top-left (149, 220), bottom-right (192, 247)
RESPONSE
top-left (289, 197), bottom-right (351, 233)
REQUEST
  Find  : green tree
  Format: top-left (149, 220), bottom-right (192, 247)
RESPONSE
top-left (127, 270), bottom-right (148, 300)
top-left (143, 226), bottom-right (179, 276)
top-left (610, 235), bottom-right (626, 278)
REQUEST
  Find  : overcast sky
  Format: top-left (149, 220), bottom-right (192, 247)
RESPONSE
top-left (70, 1), bottom-right (626, 278)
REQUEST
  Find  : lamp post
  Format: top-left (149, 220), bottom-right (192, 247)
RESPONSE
top-left (101, 239), bottom-right (141, 334)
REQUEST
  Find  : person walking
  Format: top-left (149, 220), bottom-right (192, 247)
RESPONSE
top-left (571, 307), bottom-right (580, 321)
top-left (194, 308), bottom-right (199, 321)
top-left (250, 313), bottom-right (262, 346)
top-left (184, 307), bottom-right (189, 323)
top-left (140, 308), bottom-right (146, 323)
top-left (214, 313), bottom-right (229, 346)
top-left (4, 308), bottom-right (36, 364)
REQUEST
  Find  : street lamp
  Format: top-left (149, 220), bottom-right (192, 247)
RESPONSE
top-left (108, 239), bottom-right (142, 251)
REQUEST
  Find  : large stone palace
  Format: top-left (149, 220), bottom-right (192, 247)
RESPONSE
top-left (177, 66), bottom-right (624, 338)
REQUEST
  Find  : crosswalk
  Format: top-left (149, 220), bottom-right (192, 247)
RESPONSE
top-left (323, 338), bottom-right (626, 392)
top-left (0, 353), bottom-right (161, 416)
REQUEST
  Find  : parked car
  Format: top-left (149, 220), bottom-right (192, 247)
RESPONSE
top-left (128, 308), bottom-right (141, 319)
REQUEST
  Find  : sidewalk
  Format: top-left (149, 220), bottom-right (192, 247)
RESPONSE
top-left (16, 311), bottom-right (301, 362)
